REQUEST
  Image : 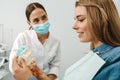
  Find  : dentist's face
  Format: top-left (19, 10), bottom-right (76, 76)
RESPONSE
top-left (29, 8), bottom-right (48, 26)
top-left (73, 6), bottom-right (93, 42)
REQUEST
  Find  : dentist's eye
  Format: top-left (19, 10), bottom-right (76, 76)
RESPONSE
top-left (41, 15), bottom-right (47, 20)
top-left (33, 18), bottom-right (39, 22)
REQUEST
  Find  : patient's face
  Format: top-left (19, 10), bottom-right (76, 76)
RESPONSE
top-left (73, 6), bottom-right (93, 42)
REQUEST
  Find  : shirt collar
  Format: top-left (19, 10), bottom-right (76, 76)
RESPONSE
top-left (92, 43), bottom-right (114, 54)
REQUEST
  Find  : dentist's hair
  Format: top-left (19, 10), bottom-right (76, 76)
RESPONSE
top-left (75, 0), bottom-right (120, 49)
top-left (25, 2), bottom-right (47, 22)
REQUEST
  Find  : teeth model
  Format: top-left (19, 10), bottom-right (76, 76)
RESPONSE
top-left (16, 45), bottom-right (35, 66)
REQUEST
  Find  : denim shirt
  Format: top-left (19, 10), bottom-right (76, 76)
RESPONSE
top-left (92, 44), bottom-right (120, 80)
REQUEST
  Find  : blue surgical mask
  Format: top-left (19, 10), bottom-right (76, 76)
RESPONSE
top-left (33, 21), bottom-right (50, 34)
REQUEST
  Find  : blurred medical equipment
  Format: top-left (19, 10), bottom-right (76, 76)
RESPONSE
top-left (0, 57), bottom-right (8, 69)
top-left (0, 57), bottom-right (9, 80)
top-left (0, 43), bottom-right (8, 57)
top-left (0, 43), bottom-right (9, 80)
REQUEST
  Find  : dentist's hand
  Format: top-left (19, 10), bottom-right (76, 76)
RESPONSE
top-left (12, 56), bottom-right (33, 80)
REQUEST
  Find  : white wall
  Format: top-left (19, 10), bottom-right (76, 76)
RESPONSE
top-left (114, 0), bottom-right (120, 14)
top-left (0, 0), bottom-right (120, 80)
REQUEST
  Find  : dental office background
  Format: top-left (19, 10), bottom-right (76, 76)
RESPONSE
top-left (0, 0), bottom-right (120, 80)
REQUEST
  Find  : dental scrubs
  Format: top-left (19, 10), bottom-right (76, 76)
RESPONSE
top-left (9, 30), bottom-right (61, 77)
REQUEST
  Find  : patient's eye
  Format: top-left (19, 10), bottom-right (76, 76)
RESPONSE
top-left (77, 17), bottom-right (86, 22)
top-left (75, 15), bottom-right (86, 22)
top-left (78, 18), bottom-right (85, 22)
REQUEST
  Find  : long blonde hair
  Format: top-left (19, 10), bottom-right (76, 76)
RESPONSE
top-left (75, 0), bottom-right (120, 49)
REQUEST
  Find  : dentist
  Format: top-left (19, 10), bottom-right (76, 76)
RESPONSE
top-left (9, 2), bottom-right (61, 80)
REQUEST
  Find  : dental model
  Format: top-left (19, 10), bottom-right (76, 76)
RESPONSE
top-left (16, 45), bottom-right (35, 66)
